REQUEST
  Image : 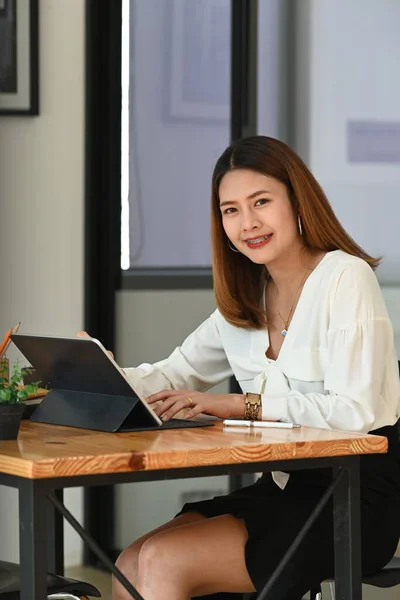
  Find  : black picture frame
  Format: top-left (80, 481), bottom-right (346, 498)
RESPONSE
top-left (0, 0), bottom-right (39, 115)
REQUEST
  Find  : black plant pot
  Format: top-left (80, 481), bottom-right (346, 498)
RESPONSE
top-left (0, 403), bottom-right (25, 440)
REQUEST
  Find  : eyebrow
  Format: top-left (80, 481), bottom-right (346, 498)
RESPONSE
top-left (219, 189), bottom-right (271, 208)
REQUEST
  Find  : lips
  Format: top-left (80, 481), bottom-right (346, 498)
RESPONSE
top-left (243, 234), bottom-right (273, 249)
top-left (245, 234), bottom-right (272, 244)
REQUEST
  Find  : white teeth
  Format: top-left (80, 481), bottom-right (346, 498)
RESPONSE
top-left (247, 235), bottom-right (271, 244)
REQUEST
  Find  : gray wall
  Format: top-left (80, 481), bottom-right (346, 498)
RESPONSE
top-left (0, 0), bottom-right (85, 567)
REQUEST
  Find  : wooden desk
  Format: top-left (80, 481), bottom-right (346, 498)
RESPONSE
top-left (0, 421), bottom-right (388, 600)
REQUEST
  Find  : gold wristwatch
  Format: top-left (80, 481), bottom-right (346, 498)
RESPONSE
top-left (244, 392), bottom-right (261, 420)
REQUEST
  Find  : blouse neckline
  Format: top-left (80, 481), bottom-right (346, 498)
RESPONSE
top-left (260, 250), bottom-right (341, 363)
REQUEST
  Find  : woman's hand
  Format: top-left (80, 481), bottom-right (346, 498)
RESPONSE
top-left (77, 331), bottom-right (114, 360)
top-left (147, 389), bottom-right (245, 421)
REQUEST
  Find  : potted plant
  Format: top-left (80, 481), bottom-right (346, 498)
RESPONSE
top-left (0, 360), bottom-right (41, 440)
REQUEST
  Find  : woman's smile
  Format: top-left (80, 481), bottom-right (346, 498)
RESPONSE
top-left (243, 233), bottom-right (273, 249)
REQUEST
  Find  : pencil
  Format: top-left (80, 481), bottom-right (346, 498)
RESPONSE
top-left (0, 322), bottom-right (21, 359)
top-left (0, 329), bottom-right (11, 358)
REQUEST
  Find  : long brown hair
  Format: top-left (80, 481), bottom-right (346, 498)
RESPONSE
top-left (211, 136), bottom-right (380, 329)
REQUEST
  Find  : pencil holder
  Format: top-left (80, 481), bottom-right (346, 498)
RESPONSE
top-left (0, 358), bottom-right (9, 382)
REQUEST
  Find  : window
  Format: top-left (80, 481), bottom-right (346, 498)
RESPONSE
top-left (121, 0), bottom-right (284, 282)
top-left (121, 0), bottom-right (231, 272)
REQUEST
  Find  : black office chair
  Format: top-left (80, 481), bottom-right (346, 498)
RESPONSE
top-left (310, 554), bottom-right (400, 599)
top-left (362, 555), bottom-right (400, 588)
top-left (0, 560), bottom-right (101, 599)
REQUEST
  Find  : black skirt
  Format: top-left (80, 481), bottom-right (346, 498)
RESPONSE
top-left (179, 423), bottom-right (400, 600)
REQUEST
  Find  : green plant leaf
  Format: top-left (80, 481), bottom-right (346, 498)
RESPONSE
top-left (0, 388), bottom-right (12, 402)
top-left (0, 360), bottom-right (42, 404)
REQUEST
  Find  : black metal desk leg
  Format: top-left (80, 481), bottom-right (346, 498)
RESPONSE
top-left (47, 489), bottom-right (64, 575)
top-left (19, 479), bottom-right (48, 600)
top-left (333, 457), bottom-right (362, 600)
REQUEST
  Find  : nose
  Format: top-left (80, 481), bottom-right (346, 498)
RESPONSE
top-left (241, 208), bottom-right (262, 232)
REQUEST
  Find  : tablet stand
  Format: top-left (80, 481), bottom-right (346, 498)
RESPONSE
top-left (32, 389), bottom-right (211, 432)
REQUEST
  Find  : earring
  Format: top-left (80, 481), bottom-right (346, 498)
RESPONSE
top-left (298, 215), bottom-right (303, 236)
top-left (228, 241), bottom-right (240, 253)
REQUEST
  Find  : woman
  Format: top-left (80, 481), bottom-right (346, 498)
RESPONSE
top-left (112, 136), bottom-right (400, 600)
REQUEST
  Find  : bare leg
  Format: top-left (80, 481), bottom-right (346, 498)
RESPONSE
top-left (113, 512), bottom-right (205, 599)
top-left (135, 514), bottom-right (255, 599)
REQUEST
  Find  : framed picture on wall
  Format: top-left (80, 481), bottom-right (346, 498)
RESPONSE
top-left (0, 0), bottom-right (39, 115)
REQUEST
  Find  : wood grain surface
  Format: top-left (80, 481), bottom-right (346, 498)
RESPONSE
top-left (0, 421), bottom-right (388, 479)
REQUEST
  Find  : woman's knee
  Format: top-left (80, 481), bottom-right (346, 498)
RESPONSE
top-left (114, 514), bottom-right (206, 595)
top-left (137, 530), bottom-right (198, 593)
top-left (138, 533), bottom-right (182, 579)
top-left (137, 534), bottom-right (168, 573)
top-left (114, 539), bottom-right (143, 586)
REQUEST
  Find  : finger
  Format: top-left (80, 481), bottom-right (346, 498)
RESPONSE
top-left (161, 398), bottom-right (194, 421)
top-left (153, 398), bottom-right (178, 417)
top-left (147, 390), bottom-right (183, 404)
top-left (108, 350), bottom-right (114, 360)
top-left (184, 405), bottom-right (204, 420)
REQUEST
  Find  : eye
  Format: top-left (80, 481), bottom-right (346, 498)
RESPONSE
top-left (255, 198), bottom-right (269, 207)
top-left (222, 207), bottom-right (237, 215)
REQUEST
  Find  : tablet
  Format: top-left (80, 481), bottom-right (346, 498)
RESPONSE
top-left (11, 333), bottom-right (212, 432)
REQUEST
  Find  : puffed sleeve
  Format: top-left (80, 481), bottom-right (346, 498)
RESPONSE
top-left (123, 310), bottom-right (233, 399)
top-left (261, 259), bottom-right (398, 431)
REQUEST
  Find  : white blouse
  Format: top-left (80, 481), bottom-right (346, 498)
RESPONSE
top-left (124, 250), bottom-right (400, 435)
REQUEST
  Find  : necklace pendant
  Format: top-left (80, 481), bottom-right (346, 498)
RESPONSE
top-left (281, 329), bottom-right (288, 337)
